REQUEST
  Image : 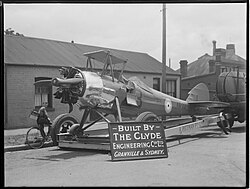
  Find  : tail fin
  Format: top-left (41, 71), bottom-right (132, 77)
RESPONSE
top-left (186, 83), bottom-right (209, 102)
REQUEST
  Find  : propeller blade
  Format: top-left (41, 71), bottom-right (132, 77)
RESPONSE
top-left (52, 77), bottom-right (84, 87)
top-left (69, 103), bottom-right (73, 113)
top-left (34, 79), bottom-right (52, 86)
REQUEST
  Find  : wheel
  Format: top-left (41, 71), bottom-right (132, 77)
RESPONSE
top-left (135, 112), bottom-right (159, 122)
top-left (50, 114), bottom-right (79, 146)
top-left (68, 124), bottom-right (81, 135)
top-left (236, 112), bottom-right (245, 123)
top-left (25, 127), bottom-right (45, 149)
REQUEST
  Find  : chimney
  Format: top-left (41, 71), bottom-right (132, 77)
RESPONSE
top-left (215, 63), bottom-right (221, 75)
top-left (180, 60), bottom-right (188, 78)
top-left (208, 60), bottom-right (215, 73)
top-left (214, 48), bottom-right (226, 61)
top-left (226, 44), bottom-right (235, 57)
top-left (212, 40), bottom-right (216, 56)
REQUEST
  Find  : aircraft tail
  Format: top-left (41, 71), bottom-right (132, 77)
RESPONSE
top-left (186, 83), bottom-right (209, 102)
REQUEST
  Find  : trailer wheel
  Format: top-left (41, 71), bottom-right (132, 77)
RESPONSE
top-left (236, 112), bottom-right (245, 123)
top-left (135, 112), bottom-right (159, 122)
top-left (50, 114), bottom-right (79, 146)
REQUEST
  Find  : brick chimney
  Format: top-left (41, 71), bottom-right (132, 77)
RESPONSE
top-left (212, 40), bottom-right (216, 56)
top-left (226, 44), bottom-right (235, 57)
top-left (214, 48), bottom-right (226, 61)
top-left (208, 60), bottom-right (215, 73)
top-left (180, 60), bottom-right (188, 78)
top-left (215, 63), bottom-right (221, 76)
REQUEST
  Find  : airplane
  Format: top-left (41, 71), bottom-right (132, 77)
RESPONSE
top-left (215, 70), bottom-right (246, 129)
top-left (46, 49), bottom-right (232, 144)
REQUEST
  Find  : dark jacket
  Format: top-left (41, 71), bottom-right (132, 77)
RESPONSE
top-left (37, 114), bottom-right (50, 125)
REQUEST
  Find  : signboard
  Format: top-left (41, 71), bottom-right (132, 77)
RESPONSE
top-left (108, 121), bottom-right (168, 161)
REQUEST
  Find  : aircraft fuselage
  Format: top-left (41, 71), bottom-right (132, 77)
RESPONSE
top-left (76, 71), bottom-right (206, 118)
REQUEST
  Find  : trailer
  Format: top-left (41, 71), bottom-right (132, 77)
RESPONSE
top-left (57, 114), bottom-right (228, 151)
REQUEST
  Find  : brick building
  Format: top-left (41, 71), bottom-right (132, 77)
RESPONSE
top-left (178, 41), bottom-right (246, 101)
top-left (4, 35), bottom-right (180, 129)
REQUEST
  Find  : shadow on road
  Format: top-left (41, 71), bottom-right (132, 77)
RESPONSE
top-left (230, 125), bottom-right (246, 133)
top-left (25, 148), bottom-right (109, 162)
top-left (203, 124), bottom-right (246, 134)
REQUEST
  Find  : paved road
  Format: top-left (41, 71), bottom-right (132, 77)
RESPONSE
top-left (4, 123), bottom-right (247, 187)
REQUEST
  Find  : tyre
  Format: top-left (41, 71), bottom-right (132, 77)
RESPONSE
top-left (236, 112), bottom-right (245, 123)
top-left (135, 112), bottom-right (159, 122)
top-left (50, 114), bottom-right (79, 146)
top-left (26, 127), bottom-right (45, 149)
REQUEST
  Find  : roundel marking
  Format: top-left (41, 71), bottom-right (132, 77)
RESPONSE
top-left (165, 98), bottom-right (172, 114)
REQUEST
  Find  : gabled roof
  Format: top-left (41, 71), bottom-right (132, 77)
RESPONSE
top-left (176, 52), bottom-right (246, 77)
top-left (4, 35), bottom-right (179, 75)
top-left (187, 54), bottom-right (214, 77)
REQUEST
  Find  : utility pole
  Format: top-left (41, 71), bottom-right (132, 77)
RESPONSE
top-left (161, 4), bottom-right (167, 121)
top-left (162, 3), bottom-right (167, 94)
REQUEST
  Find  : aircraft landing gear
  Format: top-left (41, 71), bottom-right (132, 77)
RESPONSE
top-left (135, 112), bottom-right (160, 122)
top-left (50, 113), bottom-right (79, 145)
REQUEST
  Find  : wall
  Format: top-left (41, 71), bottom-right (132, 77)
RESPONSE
top-left (5, 65), bottom-right (82, 129)
top-left (124, 72), bottom-right (181, 98)
top-left (181, 72), bottom-right (218, 101)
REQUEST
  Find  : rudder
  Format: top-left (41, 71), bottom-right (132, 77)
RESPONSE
top-left (186, 83), bottom-right (209, 102)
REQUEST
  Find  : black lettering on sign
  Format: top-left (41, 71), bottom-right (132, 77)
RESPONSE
top-left (108, 121), bottom-right (168, 161)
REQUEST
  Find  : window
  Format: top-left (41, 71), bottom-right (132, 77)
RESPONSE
top-left (166, 80), bottom-right (176, 97)
top-left (220, 66), bottom-right (227, 73)
top-left (153, 78), bottom-right (160, 91)
top-left (35, 77), bottom-right (53, 109)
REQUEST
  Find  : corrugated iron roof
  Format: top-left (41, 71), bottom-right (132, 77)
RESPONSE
top-left (187, 54), bottom-right (214, 77)
top-left (4, 35), bottom-right (179, 75)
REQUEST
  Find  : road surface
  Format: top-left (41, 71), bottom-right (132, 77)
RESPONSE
top-left (4, 122), bottom-right (247, 187)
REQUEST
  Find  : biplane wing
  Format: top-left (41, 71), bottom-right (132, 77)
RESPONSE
top-left (84, 50), bottom-right (127, 64)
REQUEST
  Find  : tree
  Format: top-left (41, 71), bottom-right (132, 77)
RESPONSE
top-left (4, 28), bottom-right (24, 36)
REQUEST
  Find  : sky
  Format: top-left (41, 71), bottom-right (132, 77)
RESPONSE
top-left (3, 3), bottom-right (247, 70)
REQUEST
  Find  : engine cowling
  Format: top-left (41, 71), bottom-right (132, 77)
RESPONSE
top-left (52, 67), bottom-right (86, 112)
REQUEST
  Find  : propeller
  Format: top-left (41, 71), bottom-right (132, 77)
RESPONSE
top-left (52, 67), bottom-right (86, 113)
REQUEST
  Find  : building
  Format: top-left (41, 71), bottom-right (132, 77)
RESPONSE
top-left (4, 34), bottom-right (181, 129)
top-left (178, 40), bottom-right (246, 101)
